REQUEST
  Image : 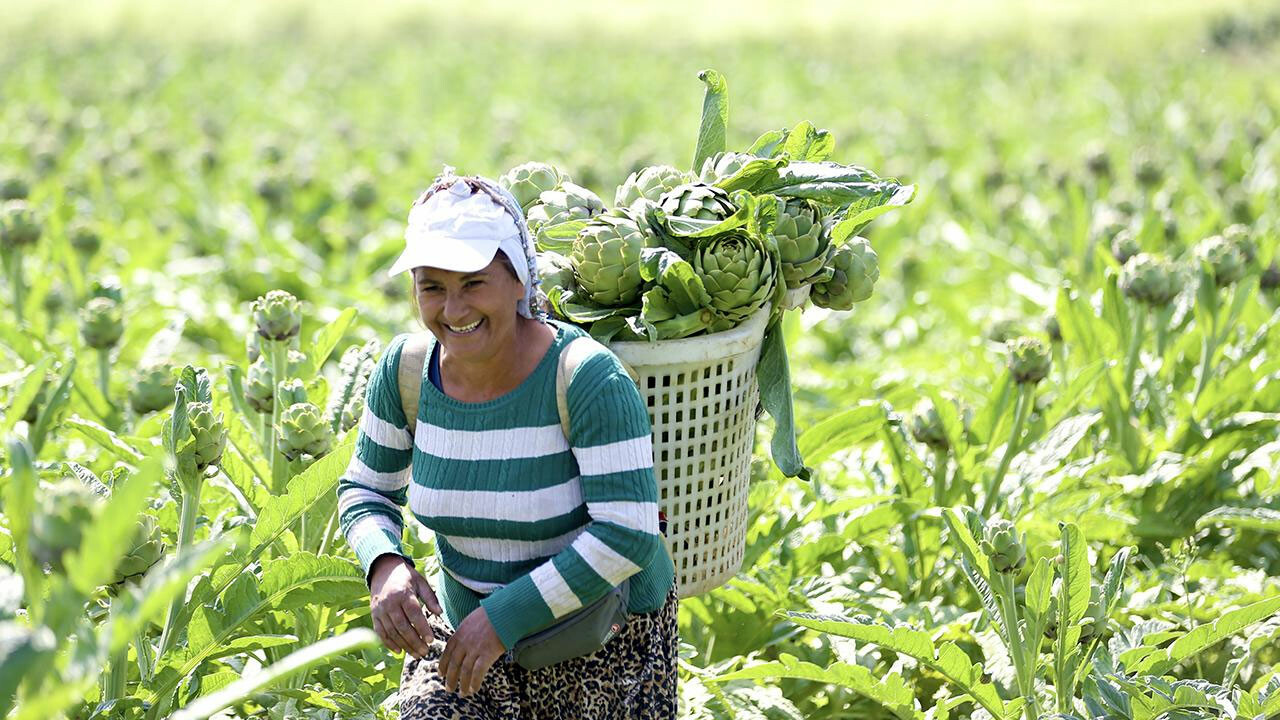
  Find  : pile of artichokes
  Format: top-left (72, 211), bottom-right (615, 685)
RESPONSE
top-left (503, 119), bottom-right (911, 343)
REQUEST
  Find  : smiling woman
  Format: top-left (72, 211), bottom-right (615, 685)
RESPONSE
top-left (336, 168), bottom-right (678, 719)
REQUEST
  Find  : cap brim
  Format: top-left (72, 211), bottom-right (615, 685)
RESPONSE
top-left (386, 233), bottom-right (502, 277)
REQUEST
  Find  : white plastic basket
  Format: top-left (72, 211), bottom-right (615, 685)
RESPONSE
top-left (608, 308), bottom-right (771, 597)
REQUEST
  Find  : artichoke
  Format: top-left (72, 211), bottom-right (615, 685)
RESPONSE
top-left (1044, 314), bottom-right (1063, 343)
top-left (278, 402), bottom-right (334, 461)
top-left (251, 290), bottom-right (301, 341)
top-left (68, 221), bottom-right (101, 257)
top-left (499, 162), bottom-right (565, 212)
top-left (1132, 150), bottom-right (1163, 188)
top-left (697, 151), bottom-right (755, 185)
top-left (980, 518), bottom-right (1026, 574)
top-left (186, 401), bottom-right (228, 470)
top-left (29, 479), bottom-right (100, 571)
top-left (130, 363), bottom-right (176, 414)
top-left (254, 169), bottom-right (291, 207)
top-left (694, 230), bottom-right (778, 325)
top-left (570, 213), bottom-right (651, 306)
top-left (1119, 253), bottom-right (1181, 307)
top-left (244, 351), bottom-right (306, 414)
top-left (276, 378), bottom-right (308, 407)
top-left (1006, 337), bottom-right (1051, 385)
top-left (1110, 228), bottom-right (1140, 265)
top-left (536, 251), bottom-right (577, 294)
top-left (773, 198), bottom-right (831, 286)
top-left (1220, 223), bottom-right (1256, 264)
top-left (811, 238), bottom-right (879, 311)
top-left (80, 297), bottom-right (123, 350)
top-left (0, 171), bottom-right (29, 201)
top-left (525, 182), bottom-right (605, 234)
top-left (1084, 143), bottom-right (1111, 178)
top-left (1, 200), bottom-right (41, 249)
top-left (614, 165), bottom-right (689, 210)
top-left (1193, 234), bottom-right (1247, 288)
top-left (343, 170), bottom-right (378, 211)
top-left (109, 515), bottom-right (166, 591)
top-left (658, 183), bottom-right (737, 222)
top-left (909, 397), bottom-right (950, 452)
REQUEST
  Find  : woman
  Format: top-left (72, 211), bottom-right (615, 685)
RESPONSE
top-left (337, 168), bottom-right (678, 719)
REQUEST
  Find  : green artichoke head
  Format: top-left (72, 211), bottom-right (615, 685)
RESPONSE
top-left (278, 402), bottom-right (334, 461)
top-left (109, 514), bottom-right (166, 591)
top-left (1220, 223), bottom-right (1257, 265)
top-left (0, 171), bottom-right (29, 201)
top-left (1119, 253), bottom-right (1181, 307)
top-left (536, 251), bottom-right (577, 295)
top-left (909, 397), bottom-right (950, 452)
top-left (1, 200), bottom-right (42, 250)
top-left (245, 357), bottom-right (275, 414)
top-left (343, 170), bottom-right (378, 211)
top-left (130, 362), bottom-right (176, 414)
top-left (811, 238), bottom-right (879, 311)
top-left (186, 401), bottom-right (228, 470)
top-left (657, 183), bottom-right (737, 222)
top-left (693, 230), bottom-right (778, 323)
top-left (251, 290), bottom-right (302, 341)
top-left (525, 182), bottom-right (605, 234)
top-left (614, 165), bottom-right (689, 210)
top-left (1006, 336), bottom-right (1052, 385)
top-left (1261, 261), bottom-right (1280, 292)
top-left (68, 221), bottom-right (102, 257)
top-left (276, 378), bottom-right (308, 407)
top-left (80, 296), bottom-right (124, 350)
top-left (980, 518), bottom-right (1027, 574)
top-left (29, 479), bottom-right (101, 571)
top-left (697, 151), bottom-right (756, 184)
top-left (1084, 142), bottom-right (1111, 177)
top-left (774, 198), bottom-right (832, 286)
top-left (499, 162), bottom-right (565, 212)
top-left (569, 213), bottom-right (651, 307)
top-left (1194, 234), bottom-right (1247, 288)
top-left (1044, 314), bottom-right (1063, 343)
top-left (253, 169), bottom-right (291, 207)
top-left (1132, 149), bottom-right (1163, 188)
top-left (1110, 228), bottom-right (1140, 265)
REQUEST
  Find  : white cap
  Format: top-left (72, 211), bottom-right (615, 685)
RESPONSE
top-left (388, 179), bottom-right (525, 279)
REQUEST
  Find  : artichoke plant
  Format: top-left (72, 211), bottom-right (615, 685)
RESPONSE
top-left (343, 170), bottom-right (377, 211)
top-left (1132, 149), bottom-right (1163, 188)
top-left (1119, 253), bottom-right (1181, 307)
top-left (1, 200), bottom-right (41, 249)
top-left (1221, 223), bottom-right (1256, 264)
top-left (29, 479), bottom-right (100, 571)
top-left (537, 251), bottom-right (577, 294)
top-left (80, 296), bottom-right (124, 350)
top-left (499, 162), bottom-right (565, 212)
top-left (811, 238), bottom-right (878, 311)
top-left (109, 515), bottom-right (166, 591)
top-left (525, 182), bottom-right (605, 235)
top-left (68, 221), bottom-right (102, 258)
top-left (278, 402), bottom-right (334, 461)
top-left (251, 290), bottom-right (302, 341)
top-left (909, 397), bottom-right (950, 452)
top-left (276, 378), bottom-right (308, 407)
top-left (1194, 234), bottom-right (1247, 288)
top-left (1077, 585), bottom-right (1108, 644)
top-left (658, 183), bottom-right (737, 222)
top-left (1262, 261), bottom-right (1280, 292)
top-left (1110, 228), bottom-right (1140, 265)
top-left (694, 230), bottom-right (778, 325)
top-left (186, 401), bottom-right (228, 471)
top-left (129, 363), bottom-right (176, 414)
top-left (980, 518), bottom-right (1027, 574)
top-left (244, 350), bottom-right (306, 414)
top-left (0, 171), bottom-right (29, 201)
top-left (773, 198), bottom-right (831, 286)
top-left (570, 213), bottom-right (651, 306)
top-left (614, 165), bottom-right (689, 210)
top-left (1007, 337), bottom-right (1052, 385)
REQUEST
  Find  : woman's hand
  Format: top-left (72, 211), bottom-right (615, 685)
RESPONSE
top-left (440, 607), bottom-right (506, 697)
top-left (369, 554), bottom-right (442, 659)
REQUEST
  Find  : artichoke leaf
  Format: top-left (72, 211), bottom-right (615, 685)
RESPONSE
top-left (546, 286), bottom-right (636, 325)
top-left (755, 162), bottom-right (912, 216)
top-left (533, 218), bottom-right (588, 254)
top-left (830, 182), bottom-right (917, 246)
top-left (712, 155), bottom-right (789, 194)
top-left (782, 120), bottom-right (835, 162)
top-left (748, 128), bottom-right (791, 158)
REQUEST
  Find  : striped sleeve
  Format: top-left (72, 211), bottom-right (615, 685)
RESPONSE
top-left (480, 348), bottom-right (662, 649)
top-left (337, 334), bottom-right (416, 582)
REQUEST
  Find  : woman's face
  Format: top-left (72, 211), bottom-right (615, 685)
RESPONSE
top-left (412, 257), bottom-right (525, 362)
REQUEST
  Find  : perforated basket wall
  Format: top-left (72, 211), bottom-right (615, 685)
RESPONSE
top-left (609, 309), bottom-right (770, 598)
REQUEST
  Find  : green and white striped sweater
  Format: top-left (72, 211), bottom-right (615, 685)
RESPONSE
top-left (337, 322), bottom-right (675, 649)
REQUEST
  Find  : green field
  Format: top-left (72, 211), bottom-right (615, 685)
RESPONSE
top-left (2, 1), bottom-right (1279, 718)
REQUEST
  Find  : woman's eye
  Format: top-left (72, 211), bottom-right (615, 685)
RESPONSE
top-left (465, 280), bottom-right (483, 288)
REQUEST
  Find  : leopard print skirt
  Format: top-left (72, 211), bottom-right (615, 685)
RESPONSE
top-left (399, 585), bottom-right (679, 720)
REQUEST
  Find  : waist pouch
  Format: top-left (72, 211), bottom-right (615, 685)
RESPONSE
top-left (507, 580), bottom-right (630, 670)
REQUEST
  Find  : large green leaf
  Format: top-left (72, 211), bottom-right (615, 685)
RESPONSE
top-left (1195, 506), bottom-right (1280, 533)
top-left (782, 613), bottom-right (1008, 718)
top-left (305, 307), bottom-right (357, 378)
top-left (1128, 595), bottom-right (1280, 675)
top-left (710, 654), bottom-right (922, 720)
top-left (1058, 523), bottom-right (1091, 628)
top-left (797, 401), bottom-right (886, 465)
top-left (0, 622), bottom-right (56, 718)
top-left (0, 356), bottom-right (50, 436)
top-left (692, 69), bottom-right (728, 172)
top-left (64, 453), bottom-right (162, 594)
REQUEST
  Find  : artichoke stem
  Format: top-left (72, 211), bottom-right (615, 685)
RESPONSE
top-left (5, 251), bottom-right (22, 324)
top-left (159, 477), bottom-right (202, 655)
top-left (135, 630), bottom-right (154, 684)
top-left (980, 383), bottom-right (1034, 517)
top-left (996, 573), bottom-right (1040, 720)
top-left (267, 341), bottom-right (289, 493)
top-left (97, 348), bottom-right (111, 405)
top-left (1123, 309), bottom-right (1146, 406)
top-left (316, 507), bottom-right (339, 557)
top-left (104, 639), bottom-right (129, 703)
top-left (931, 447), bottom-right (948, 507)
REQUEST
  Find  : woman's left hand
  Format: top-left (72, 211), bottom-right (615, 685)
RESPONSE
top-left (439, 607), bottom-right (506, 697)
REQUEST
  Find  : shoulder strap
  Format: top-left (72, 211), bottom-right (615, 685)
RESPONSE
top-left (397, 333), bottom-right (433, 436)
top-left (555, 336), bottom-right (601, 441)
